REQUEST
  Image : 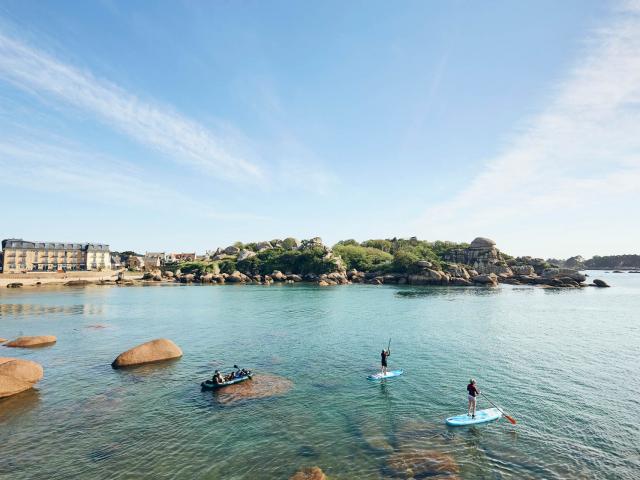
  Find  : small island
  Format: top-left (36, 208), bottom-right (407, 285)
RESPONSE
top-left (130, 236), bottom-right (603, 289)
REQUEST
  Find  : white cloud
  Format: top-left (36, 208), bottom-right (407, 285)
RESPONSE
top-left (0, 137), bottom-right (265, 221)
top-left (0, 31), bottom-right (262, 183)
top-left (414, 2), bottom-right (640, 258)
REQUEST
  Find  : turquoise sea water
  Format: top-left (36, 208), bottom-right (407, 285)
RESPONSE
top-left (1, 272), bottom-right (639, 479)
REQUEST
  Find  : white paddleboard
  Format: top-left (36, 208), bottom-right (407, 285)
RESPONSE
top-left (367, 369), bottom-right (403, 381)
top-left (445, 407), bottom-right (501, 426)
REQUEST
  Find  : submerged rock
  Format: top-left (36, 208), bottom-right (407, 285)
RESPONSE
top-left (111, 338), bottom-right (183, 369)
top-left (213, 373), bottom-right (292, 405)
top-left (5, 335), bottom-right (57, 348)
top-left (386, 448), bottom-right (459, 478)
top-left (289, 466), bottom-right (326, 480)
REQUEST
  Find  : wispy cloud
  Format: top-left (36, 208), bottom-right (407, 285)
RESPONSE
top-left (0, 31), bottom-right (262, 183)
top-left (415, 1), bottom-right (640, 257)
top-left (0, 136), bottom-right (265, 221)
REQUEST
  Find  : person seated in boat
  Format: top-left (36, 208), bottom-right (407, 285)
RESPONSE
top-left (467, 378), bottom-right (480, 419)
top-left (381, 348), bottom-right (390, 375)
top-left (212, 370), bottom-right (224, 384)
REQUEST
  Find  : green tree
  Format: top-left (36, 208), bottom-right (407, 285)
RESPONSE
top-left (333, 244), bottom-right (392, 271)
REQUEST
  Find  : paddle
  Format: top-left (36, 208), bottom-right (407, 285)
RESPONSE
top-left (387, 337), bottom-right (391, 353)
top-left (481, 392), bottom-right (517, 425)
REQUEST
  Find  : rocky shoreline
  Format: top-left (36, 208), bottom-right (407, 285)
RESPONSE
top-left (3, 237), bottom-right (614, 290)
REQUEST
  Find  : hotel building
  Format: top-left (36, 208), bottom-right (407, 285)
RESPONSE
top-left (1, 239), bottom-right (111, 273)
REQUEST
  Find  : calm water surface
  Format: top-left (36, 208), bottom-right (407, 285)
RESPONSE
top-left (1, 272), bottom-right (639, 479)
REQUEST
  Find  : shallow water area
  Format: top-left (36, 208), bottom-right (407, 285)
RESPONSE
top-left (1, 271), bottom-right (638, 479)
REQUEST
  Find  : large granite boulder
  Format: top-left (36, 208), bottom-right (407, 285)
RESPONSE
top-left (256, 241), bottom-right (273, 251)
top-left (5, 335), bottom-right (57, 348)
top-left (408, 269), bottom-right (444, 285)
top-left (0, 358), bottom-right (44, 384)
top-left (272, 270), bottom-right (286, 281)
top-left (111, 339), bottom-right (183, 368)
top-left (289, 466), bottom-right (326, 480)
top-left (237, 249), bottom-right (256, 262)
top-left (224, 245), bottom-right (240, 255)
top-left (0, 374), bottom-right (33, 398)
top-left (470, 237), bottom-right (496, 249)
top-left (472, 273), bottom-right (498, 286)
top-left (226, 271), bottom-right (244, 283)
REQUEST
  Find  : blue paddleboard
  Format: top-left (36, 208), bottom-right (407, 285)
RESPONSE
top-left (367, 369), bottom-right (403, 381)
top-left (445, 407), bottom-right (501, 426)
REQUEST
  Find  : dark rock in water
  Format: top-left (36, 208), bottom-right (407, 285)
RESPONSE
top-left (6, 283), bottom-right (22, 288)
top-left (289, 466), bottom-right (326, 480)
top-left (297, 445), bottom-right (317, 457)
top-left (592, 279), bottom-right (610, 288)
top-left (65, 280), bottom-right (91, 287)
top-left (385, 448), bottom-right (459, 478)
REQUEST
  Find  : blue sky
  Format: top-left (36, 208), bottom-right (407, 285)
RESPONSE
top-left (0, 0), bottom-right (638, 258)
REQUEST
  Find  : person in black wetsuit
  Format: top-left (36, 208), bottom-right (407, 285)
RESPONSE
top-left (380, 348), bottom-right (390, 376)
top-left (467, 379), bottom-right (480, 418)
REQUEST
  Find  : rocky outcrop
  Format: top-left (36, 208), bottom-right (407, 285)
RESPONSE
top-left (111, 338), bottom-right (183, 368)
top-left (592, 279), bottom-right (610, 287)
top-left (6, 283), bottom-right (22, 288)
top-left (5, 335), bottom-right (57, 348)
top-left (512, 265), bottom-right (535, 276)
top-left (289, 466), bottom-right (326, 480)
top-left (443, 237), bottom-right (512, 275)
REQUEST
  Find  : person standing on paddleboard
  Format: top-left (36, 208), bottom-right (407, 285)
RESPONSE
top-left (381, 348), bottom-right (390, 376)
top-left (467, 379), bottom-right (480, 418)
